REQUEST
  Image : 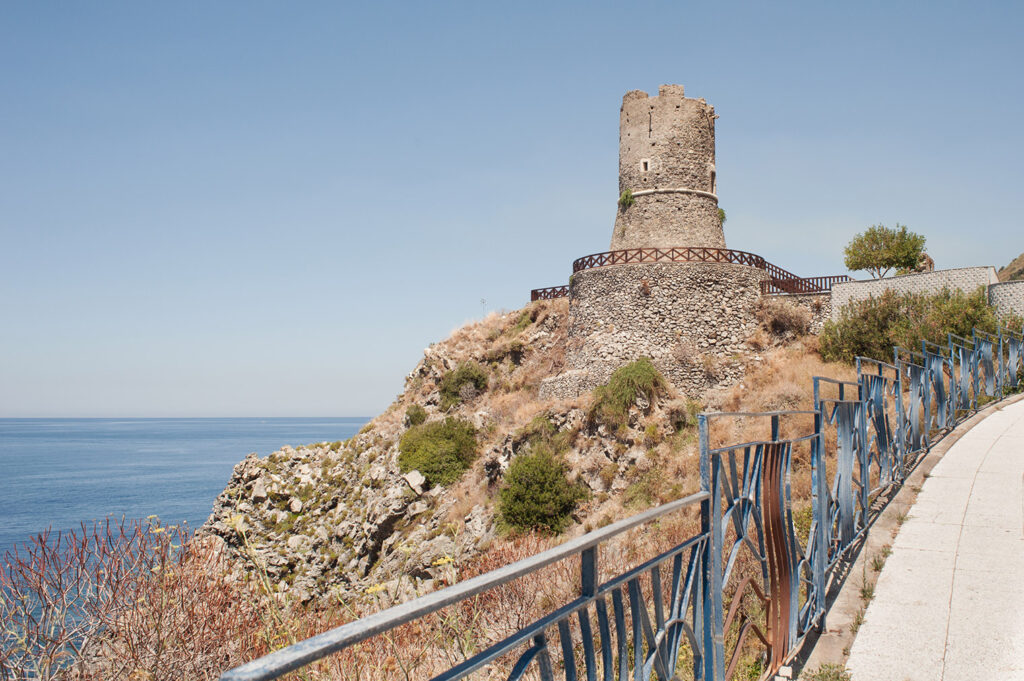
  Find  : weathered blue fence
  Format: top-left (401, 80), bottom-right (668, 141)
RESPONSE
top-left (220, 325), bottom-right (1024, 681)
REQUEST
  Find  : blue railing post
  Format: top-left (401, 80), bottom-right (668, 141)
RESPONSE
top-left (698, 414), bottom-right (725, 681)
top-left (810, 407), bottom-right (828, 625)
top-left (948, 333), bottom-right (958, 415)
top-left (971, 331), bottom-right (981, 408)
top-left (856, 399), bottom-right (870, 524)
top-left (894, 351), bottom-right (907, 477)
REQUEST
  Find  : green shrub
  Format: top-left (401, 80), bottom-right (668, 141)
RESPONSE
top-left (499, 448), bottom-right (588, 533)
top-left (623, 468), bottom-right (684, 510)
top-left (439, 362), bottom-right (489, 411)
top-left (820, 287), bottom-right (1021, 364)
top-left (666, 397), bottom-right (701, 432)
top-left (514, 414), bottom-right (575, 455)
top-left (405, 404), bottom-right (427, 426)
top-left (398, 418), bottom-right (478, 487)
top-left (589, 358), bottom-right (668, 431)
top-left (618, 188), bottom-right (635, 210)
top-left (511, 309), bottom-right (534, 335)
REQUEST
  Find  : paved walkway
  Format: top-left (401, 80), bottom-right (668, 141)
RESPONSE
top-left (847, 398), bottom-right (1024, 680)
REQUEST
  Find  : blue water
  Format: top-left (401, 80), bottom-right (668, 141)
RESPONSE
top-left (0, 417), bottom-right (368, 558)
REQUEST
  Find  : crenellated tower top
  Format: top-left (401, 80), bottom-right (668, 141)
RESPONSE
top-left (611, 85), bottom-right (724, 250)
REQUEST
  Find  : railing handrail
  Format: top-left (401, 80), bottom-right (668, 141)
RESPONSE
top-left (530, 285), bottom-right (569, 301)
top-left (570, 246), bottom-right (767, 273)
top-left (220, 490), bottom-right (709, 681)
top-left (529, 247), bottom-right (850, 300)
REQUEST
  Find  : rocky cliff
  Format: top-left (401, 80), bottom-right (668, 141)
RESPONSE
top-left (202, 296), bottom-right (832, 605)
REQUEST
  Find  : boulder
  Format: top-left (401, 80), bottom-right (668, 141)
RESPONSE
top-left (252, 479), bottom-right (268, 501)
top-left (403, 470), bottom-right (426, 494)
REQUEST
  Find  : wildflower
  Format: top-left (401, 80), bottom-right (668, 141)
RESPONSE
top-left (431, 555), bottom-right (454, 567)
top-left (365, 583), bottom-right (387, 595)
top-left (150, 527), bottom-right (165, 534)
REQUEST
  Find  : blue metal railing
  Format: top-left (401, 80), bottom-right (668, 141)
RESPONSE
top-left (220, 324), bottom-right (1024, 681)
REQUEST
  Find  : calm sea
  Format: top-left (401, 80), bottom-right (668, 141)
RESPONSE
top-left (0, 417), bottom-right (368, 558)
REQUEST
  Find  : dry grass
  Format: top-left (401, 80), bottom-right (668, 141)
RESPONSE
top-left (757, 297), bottom-right (812, 337)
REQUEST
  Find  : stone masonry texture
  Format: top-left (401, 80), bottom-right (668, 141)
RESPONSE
top-left (764, 292), bottom-right (832, 334)
top-left (539, 262), bottom-right (768, 399)
top-left (830, 267), bottom-right (999, 320)
top-left (989, 281), bottom-right (1024, 319)
top-left (610, 85), bottom-right (724, 250)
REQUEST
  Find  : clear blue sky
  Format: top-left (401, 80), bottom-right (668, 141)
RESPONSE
top-left (2, 2), bottom-right (1022, 417)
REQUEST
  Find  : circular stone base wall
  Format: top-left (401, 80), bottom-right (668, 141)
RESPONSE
top-left (540, 261), bottom-right (768, 399)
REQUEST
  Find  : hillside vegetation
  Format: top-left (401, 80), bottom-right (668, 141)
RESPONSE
top-left (820, 287), bottom-right (1020, 364)
top-left (998, 251), bottom-right (1024, 282)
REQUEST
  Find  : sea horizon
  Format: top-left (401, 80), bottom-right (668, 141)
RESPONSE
top-left (0, 416), bottom-right (370, 558)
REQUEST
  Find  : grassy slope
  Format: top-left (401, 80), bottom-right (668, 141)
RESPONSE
top-left (997, 252), bottom-right (1024, 282)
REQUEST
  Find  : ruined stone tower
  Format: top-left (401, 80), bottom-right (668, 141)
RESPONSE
top-left (611, 84), bottom-right (724, 250)
top-left (540, 85), bottom-right (767, 400)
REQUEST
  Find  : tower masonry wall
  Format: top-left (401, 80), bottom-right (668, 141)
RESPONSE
top-left (610, 193), bottom-right (724, 250)
top-left (539, 262), bottom-right (768, 399)
top-left (611, 85), bottom-right (723, 250)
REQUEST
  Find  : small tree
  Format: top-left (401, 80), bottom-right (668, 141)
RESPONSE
top-left (843, 224), bottom-right (926, 279)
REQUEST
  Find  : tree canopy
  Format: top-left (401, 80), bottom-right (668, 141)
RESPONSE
top-left (843, 224), bottom-right (926, 279)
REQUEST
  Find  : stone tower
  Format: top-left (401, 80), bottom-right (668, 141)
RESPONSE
top-left (540, 85), bottom-right (769, 401)
top-left (610, 84), bottom-right (724, 250)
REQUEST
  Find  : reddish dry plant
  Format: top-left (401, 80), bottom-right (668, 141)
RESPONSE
top-left (0, 518), bottom-right (270, 681)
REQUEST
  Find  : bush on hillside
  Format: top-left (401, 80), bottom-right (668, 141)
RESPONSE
top-left (499, 448), bottom-right (588, 534)
top-left (439, 362), bottom-right (489, 411)
top-left (665, 397), bottom-right (702, 432)
top-left (757, 297), bottom-right (812, 336)
top-left (514, 414), bottom-right (575, 455)
top-left (404, 404), bottom-right (427, 427)
top-left (820, 287), bottom-right (1021, 364)
top-left (589, 358), bottom-right (668, 431)
top-left (398, 418), bottom-right (478, 487)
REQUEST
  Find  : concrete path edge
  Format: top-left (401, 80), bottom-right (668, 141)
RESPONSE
top-left (794, 392), bottom-right (1024, 678)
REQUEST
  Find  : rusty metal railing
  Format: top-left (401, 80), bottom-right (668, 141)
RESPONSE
top-left (760, 275), bottom-right (852, 295)
top-left (530, 246), bottom-right (849, 300)
top-left (571, 246), bottom-right (766, 273)
top-left (530, 285), bottom-right (569, 301)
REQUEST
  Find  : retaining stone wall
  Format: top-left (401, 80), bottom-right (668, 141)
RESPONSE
top-left (989, 281), bottom-right (1024, 319)
top-left (830, 267), bottom-right (999, 320)
top-left (539, 261), bottom-right (768, 399)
